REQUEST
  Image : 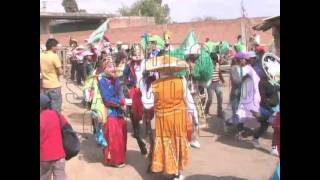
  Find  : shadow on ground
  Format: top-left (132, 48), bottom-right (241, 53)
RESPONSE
top-left (77, 132), bottom-right (105, 164)
top-left (67, 111), bottom-right (92, 130)
top-left (126, 150), bottom-right (172, 180)
top-left (201, 114), bottom-right (274, 155)
top-left (201, 114), bottom-right (225, 137)
top-left (184, 174), bottom-right (247, 180)
top-left (202, 114), bottom-right (254, 150)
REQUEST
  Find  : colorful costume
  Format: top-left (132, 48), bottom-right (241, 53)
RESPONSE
top-left (98, 75), bottom-right (127, 165)
top-left (145, 55), bottom-right (192, 176)
top-left (236, 65), bottom-right (261, 123)
top-left (123, 59), bottom-right (148, 154)
top-left (151, 77), bottom-right (190, 175)
top-left (123, 61), bottom-right (144, 120)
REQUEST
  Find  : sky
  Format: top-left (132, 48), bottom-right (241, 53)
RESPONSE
top-left (40, 0), bottom-right (280, 22)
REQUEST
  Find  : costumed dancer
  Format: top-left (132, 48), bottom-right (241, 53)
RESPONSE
top-left (192, 48), bottom-right (214, 127)
top-left (146, 55), bottom-right (195, 180)
top-left (68, 38), bottom-right (78, 81)
top-left (138, 47), bottom-right (158, 171)
top-left (233, 52), bottom-right (261, 140)
top-left (98, 59), bottom-right (127, 168)
top-left (228, 52), bottom-right (244, 123)
top-left (185, 45), bottom-right (202, 149)
top-left (85, 73), bottom-right (108, 147)
top-left (123, 47), bottom-right (147, 155)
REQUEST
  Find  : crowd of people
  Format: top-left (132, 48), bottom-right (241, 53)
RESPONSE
top-left (40, 31), bottom-right (280, 180)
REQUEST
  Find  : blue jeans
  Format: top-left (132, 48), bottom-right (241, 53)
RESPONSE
top-left (43, 87), bottom-right (62, 112)
top-left (230, 85), bottom-right (241, 117)
top-left (205, 81), bottom-right (223, 115)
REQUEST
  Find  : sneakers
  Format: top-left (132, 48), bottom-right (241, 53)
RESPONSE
top-left (190, 140), bottom-right (201, 149)
top-left (252, 138), bottom-right (261, 148)
top-left (114, 163), bottom-right (126, 168)
top-left (270, 146), bottom-right (279, 156)
top-left (173, 174), bottom-right (184, 180)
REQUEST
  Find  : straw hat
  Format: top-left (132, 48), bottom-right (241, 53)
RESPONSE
top-left (146, 55), bottom-right (189, 73)
top-left (82, 50), bottom-right (94, 57)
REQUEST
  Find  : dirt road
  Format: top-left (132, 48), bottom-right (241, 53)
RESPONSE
top-left (60, 77), bottom-right (278, 180)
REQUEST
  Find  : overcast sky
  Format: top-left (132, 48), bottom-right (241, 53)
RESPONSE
top-left (40, 0), bottom-right (280, 22)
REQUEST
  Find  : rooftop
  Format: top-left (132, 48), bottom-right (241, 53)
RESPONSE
top-left (253, 16), bottom-right (280, 31)
top-left (40, 12), bottom-right (116, 20)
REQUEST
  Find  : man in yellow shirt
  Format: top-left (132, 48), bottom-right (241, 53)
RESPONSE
top-left (40, 39), bottom-right (63, 112)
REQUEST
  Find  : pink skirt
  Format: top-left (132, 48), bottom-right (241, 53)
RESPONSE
top-left (103, 117), bottom-right (127, 165)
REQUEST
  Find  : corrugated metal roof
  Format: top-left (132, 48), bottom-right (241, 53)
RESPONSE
top-left (253, 16), bottom-right (280, 31)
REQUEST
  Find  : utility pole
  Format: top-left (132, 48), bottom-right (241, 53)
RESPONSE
top-left (240, 0), bottom-right (246, 45)
top-left (240, 0), bottom-right (250, 50)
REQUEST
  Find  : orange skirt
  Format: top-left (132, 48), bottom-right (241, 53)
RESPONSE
top-left (151, 109), bottom-right (189, 175)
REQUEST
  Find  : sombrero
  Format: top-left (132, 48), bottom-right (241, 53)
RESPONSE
top-left (146, 55), bottom-right (189, 73)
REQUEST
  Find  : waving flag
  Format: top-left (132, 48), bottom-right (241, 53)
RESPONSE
top-left (179, 31), bottom-right (198, 54)
top-left (88, 19), bottom-right (110, 44)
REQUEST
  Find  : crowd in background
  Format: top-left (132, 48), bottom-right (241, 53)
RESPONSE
top-left (40, 31), bottom-right (280, 180)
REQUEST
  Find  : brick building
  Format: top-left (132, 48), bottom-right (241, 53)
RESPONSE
top-left (40, 17), bottom-right (273, 46)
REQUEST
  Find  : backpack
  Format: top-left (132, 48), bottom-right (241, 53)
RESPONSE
top-left (56, 111), bottom-right (80, 161)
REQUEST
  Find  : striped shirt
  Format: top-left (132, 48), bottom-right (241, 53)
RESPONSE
top-left (211, 63), bottom-right (221, 82)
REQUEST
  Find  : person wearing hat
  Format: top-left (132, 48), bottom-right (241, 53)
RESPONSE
top-left (40, 38), bottom-right (63, 112)
top-left (98, 59), bottom-right (127, 168)
top-left (123, 47), bottom-right (148, 155)
top-left (83, 50), bottom-right (95, 78)
top-left (75, 50), bottom-right (94, 85)
top-left (232, 52), bottom-right (261, 140)
top-left (87, 43), bottom-right (98, 62)
top-left (40, 94), bottom-right (68, 180)
top-left (69, 44), bottom-right (83, 82)
top-left (228, 52), bottom-right (248, 123)
top-left (146, 55), bottom-right (197, 180)
top-left (247, 51), bottom-right (265, 79)
top-left (248, 50), bottom-right (279, 150)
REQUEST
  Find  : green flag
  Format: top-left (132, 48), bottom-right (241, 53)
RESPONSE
top-left (203, 41), bottom-right (219, 54)
top-left (88, 20), bottom-right (109, 44)
top-left (179, 31), bottom-right (198, 54)
top-left (140, 34), bottom-right (165, 50)
top-left (218, 41), bottom-right (230, 54)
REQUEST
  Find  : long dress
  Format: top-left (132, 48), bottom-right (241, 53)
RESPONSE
top-left (98, 75), bottom-right (127, 165)
top-left (236, 65), bottom-right (261, 123)
top-left (151, 76), bottom-right (189, 175)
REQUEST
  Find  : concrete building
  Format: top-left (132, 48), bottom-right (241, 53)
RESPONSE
top-left (40, 12), bottom-right (115, 35)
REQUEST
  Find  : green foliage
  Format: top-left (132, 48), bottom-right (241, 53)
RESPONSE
top-left (118, 0), bottom-right (171, 24)
top-left (192, 49), bottom-right (214, 83)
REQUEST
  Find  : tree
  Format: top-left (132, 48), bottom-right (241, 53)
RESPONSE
top-left (118, 0), bottom-right (171, 24)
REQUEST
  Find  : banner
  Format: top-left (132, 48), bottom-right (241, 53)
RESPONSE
top-left (88, 19), bottom-right (110, 44)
